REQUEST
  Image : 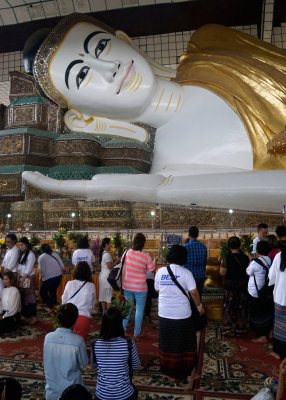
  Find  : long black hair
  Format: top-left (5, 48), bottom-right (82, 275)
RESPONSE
top-left (99, 238), bottom-right (111, 263)
top-left (40, 243), bottom-right (52, 254)
top-left (280, 240), bottom-right (286, 272)
top-left (18, 237), bottom-right (31, 265)
top-left (100, 307), bottom-right (125, 341)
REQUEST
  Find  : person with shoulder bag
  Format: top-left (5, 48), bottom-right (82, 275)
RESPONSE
top-left (38, 244), bottom-right (64, 309)
top-left (91, 307), bottom-right (141, 400)
top-left (247, 240), bottom-right (273, 344)
top-left (98, 238), bottom-right (119, 315)
top-left (154, 245), bottom-right (204, 383)
top-left (122, 233), bottom-right (156, 338)
top-left (62, 261), bottom-right (96, 342)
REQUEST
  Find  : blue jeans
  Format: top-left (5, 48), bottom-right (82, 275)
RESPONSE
top-left (123, 290), bottom-right (147, 337)
top-left (40, 275), bottom-right (62, 309)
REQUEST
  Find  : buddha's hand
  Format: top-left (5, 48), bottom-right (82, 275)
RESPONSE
top-left (22, 171), bottom-right (163, 202)
top-left (22, 170), bottom-right (286, 212)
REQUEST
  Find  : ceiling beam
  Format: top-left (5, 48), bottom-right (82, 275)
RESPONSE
top-left (0, 0), bottom-right (264, 54)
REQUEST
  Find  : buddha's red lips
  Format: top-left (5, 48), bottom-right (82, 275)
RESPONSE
top-left (116, 60), bottom-right (134, 95)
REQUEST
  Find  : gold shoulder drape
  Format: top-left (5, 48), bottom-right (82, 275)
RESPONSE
top-left (175, 24), bottom-right (286, 170)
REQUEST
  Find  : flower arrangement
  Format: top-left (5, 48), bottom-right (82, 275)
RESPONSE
top-left (220, 233), bottom-right (254, 259)
top-left (58, 227), bottom-right (67, 235)
top-left (111, 292), bottom-right (134, 319)
top-left (91, 237), bottom-right (101, 257)
top-left (52, 233), bottom-right (67, 248)
top-left (30, 234), bottom-right (41, 250)
top-left (112, 231), bottom-right (130, 257)
top-left (50, 305), bottom-right (61, 329)
top-left (161, 246), bottom-right (169, 262)
top-left (68, 232), bottom-right (84, 247)
top-left (239, 233), bottom-right (254, 255)
top-left (0, 238), bottom-right (6, 250)
top-left (219, 240), bottom-right (228, 259)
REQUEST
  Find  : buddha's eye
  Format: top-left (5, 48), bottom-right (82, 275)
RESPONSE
top-left (95, 39), bottom-right (111, 58)
top-left (76, 66), bottom-right (90, 89)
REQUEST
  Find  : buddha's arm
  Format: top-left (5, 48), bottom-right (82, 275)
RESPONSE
top-left (22, 170), bottom-right (286, 212)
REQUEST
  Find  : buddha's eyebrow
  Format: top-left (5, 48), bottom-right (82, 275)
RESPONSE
top-left (83, 31), bottom-right (106, 53)
top-left (65, 59), bottom-right (84, 89)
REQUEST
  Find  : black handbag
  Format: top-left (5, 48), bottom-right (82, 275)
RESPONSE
top-left (167, 265), bottom-right (206, 331)
top-left (107, 250), bottom-right (128, 291)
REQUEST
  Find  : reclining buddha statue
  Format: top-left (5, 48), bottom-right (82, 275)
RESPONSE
top-left (22, 13), bottom-right (286, 212)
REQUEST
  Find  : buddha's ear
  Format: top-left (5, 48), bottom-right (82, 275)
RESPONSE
top-left (64, 109), bottom-right (95, 131)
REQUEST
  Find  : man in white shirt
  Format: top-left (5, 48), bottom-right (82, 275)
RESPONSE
top-left (251, 223), bottom-right (268, 256)
top-left (1, 234), bottom-right (19, 273)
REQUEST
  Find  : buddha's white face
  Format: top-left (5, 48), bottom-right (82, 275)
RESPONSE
top-left (49, 22), bottom-right (155, 120)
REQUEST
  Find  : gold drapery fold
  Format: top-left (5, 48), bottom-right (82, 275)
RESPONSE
top-left (175, 24), bottom-right (286, 170)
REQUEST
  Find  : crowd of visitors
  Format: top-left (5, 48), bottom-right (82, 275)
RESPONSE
top-left (0, 223), bottom-right (285, 399)
top-left (219, 223), bottom-right (286, 361)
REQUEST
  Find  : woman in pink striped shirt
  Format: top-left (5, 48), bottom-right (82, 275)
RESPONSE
top-left (122, 233), bottom-right (156, 338)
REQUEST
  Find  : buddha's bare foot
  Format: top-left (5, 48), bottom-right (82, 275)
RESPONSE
top-left (270, 351), bottom-right (281, 359)
top-left (166, 376), bottom-right (176, 383)
top-left (252, 336), bottom-right (267, 343)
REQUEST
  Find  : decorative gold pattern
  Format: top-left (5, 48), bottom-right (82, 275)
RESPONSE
top-left (267, 128), bottom-right (286, 154)
top-left (0, 136), bottom-right (23, 155)
top-left (5, 196), bottom-right (283, 231)
top-left (14, 107), bottom-right (34, 123)
top-left (9, 71), bottom-right (38, 101)
top-left (0, 181), bottom-right (8, 189)
top-left (0, 175), bottom-right (22, 197)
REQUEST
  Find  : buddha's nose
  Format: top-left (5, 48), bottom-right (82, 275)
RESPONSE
top-left (88, 57), bottom-right (121, 82)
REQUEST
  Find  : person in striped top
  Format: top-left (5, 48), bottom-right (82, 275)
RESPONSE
top-left (122, 233), bottom-right (157, 337)
top-left (91, 307), bottom-right (141, 400)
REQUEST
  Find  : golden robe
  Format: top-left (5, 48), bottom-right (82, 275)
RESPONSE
top-left (175, 24), bottom-right (286, 170)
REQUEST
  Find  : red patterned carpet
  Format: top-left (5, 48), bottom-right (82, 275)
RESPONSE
top-left (0, 304), bottom-right (281, 400)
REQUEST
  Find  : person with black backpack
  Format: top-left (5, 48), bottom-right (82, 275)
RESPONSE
top-left (247, 240), bottom-right (273, 344)
top-left (91, 307), bottom-right (141, 400)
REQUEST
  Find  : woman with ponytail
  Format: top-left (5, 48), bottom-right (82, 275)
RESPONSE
top-left (17, 237), bottom-right (37, 324)
top-left (269, 226), bottom-right (286, 359)
top-left (98, 238), bottom-right (119, 315)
